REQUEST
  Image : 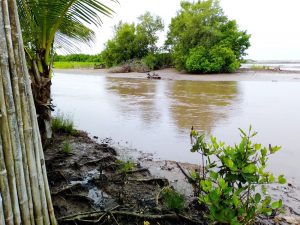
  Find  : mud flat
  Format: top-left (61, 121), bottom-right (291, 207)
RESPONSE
top-left (54, 68), bottom-right (300, 82)
top-left (45, 130), bottom-right (300, 224)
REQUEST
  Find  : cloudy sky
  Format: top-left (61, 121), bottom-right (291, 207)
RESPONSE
top-left (82, 0), bottom-right (300, 60)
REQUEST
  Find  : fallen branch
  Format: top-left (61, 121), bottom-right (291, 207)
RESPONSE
top-left (51, 183), bottom-right (82, 195)
top-left (59, 210), bottom-right (203, 224)
top-left (127, 177), bottom-right (169, 187)
top-left (176, 162), bottom-right (193, 182)
top-left (80, 155), bottom-right (116, 167)
top-left (117, 168), bottom-right (150, 175)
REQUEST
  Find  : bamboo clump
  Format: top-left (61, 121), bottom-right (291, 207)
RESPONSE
top-left (0, 0), bottom-right (56, 224)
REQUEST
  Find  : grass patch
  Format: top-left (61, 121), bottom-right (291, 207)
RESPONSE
top-left (117, 159), bottom-right (135, 173)
top-left (60, 141), bottom-right (72, 154)
top-left (161, 187), bottom-right (185, 211)
top-left (250, 64), bottom-right (271, 70)
top-left (52, 113), bottom-right (76, 134)
top-left (53, 61), bottom-right (96, 69)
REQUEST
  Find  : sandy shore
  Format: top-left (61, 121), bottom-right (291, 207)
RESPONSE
top-left (54, 68), bottom-right (300, 82)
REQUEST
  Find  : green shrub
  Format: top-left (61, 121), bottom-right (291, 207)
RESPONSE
top-left (186, 45), bottom-right (240, 73)
top-left (190, 126), bottom-right (286, 224)
top-left (52, 113), bottom-right (76, 134)
top-left (60, 141), bottom-right (72, 154)
top-left (161, 187), bottom-right (185, 211)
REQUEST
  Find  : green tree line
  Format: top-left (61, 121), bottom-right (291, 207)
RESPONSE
top-left (55, 0), bottom-right (250, 74)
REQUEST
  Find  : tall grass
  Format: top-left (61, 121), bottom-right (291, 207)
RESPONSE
top-left (52, 113), bottom-right (76, 134)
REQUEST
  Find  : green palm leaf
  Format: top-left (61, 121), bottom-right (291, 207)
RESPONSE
top-left (18, 0), bottom-right (117, 61)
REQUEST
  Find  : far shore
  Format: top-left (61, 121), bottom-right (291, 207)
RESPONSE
top-left (54, 68), bottom-right (300, 82)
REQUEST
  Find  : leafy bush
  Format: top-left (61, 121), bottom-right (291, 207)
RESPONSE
top-left (161, 187), bottom-right (185, 211)
top-left (142, 53), bottom-right (173, 70)
top-left (52, 113), bottom-right (76, 135)
top-left (186, 45), bottom-right (240, 73)
top-left (190, 127), bottom-right (286, 224)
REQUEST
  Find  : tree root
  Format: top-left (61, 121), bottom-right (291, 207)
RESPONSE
top-left (117, 168), bottom-right (150, 175)
top-left (58, 210), bottom-right (203, 224)
top-left (79, 155), bottom-right (116, 167)
top-left (51, 183), bottom-right (82, 195)
top-left (127, 178), bottom-right (169, 187)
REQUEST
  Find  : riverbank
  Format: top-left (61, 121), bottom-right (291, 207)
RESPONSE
top-left (54, 68), bottom-right (300, 82)
top-left (45, 130), bottom-right (300, 225)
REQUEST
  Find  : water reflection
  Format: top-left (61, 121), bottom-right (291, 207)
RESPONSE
top-left (106, 78), bottom-right (240, 135)
top-left (169, 81), bottom-right (240, 134)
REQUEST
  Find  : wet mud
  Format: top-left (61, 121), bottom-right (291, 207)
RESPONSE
top-left (45, 131), bottom-right (300, 225)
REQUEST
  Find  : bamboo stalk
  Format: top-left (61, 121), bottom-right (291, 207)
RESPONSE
top-left (0, 194), bottom-right (7, 225)
top-left (0, 3), bottom-right (22, 225)
top-left (0, 136), bottom-right (14, 225)
top-left (9, 0), bottom-right (57, 224)
top-left (0, 0), bottom-right (57, 224)
top-left (1, 1), bottom-right (31, 224)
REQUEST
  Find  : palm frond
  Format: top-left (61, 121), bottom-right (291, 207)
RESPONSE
top-left (17, 0), bottom-right (117, 59)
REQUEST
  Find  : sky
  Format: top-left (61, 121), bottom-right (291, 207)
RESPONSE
top-left (79, 0), bottom-right (300, 60)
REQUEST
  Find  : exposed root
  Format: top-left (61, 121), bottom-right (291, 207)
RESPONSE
top-left (59, 210), bottom-right (203, 224)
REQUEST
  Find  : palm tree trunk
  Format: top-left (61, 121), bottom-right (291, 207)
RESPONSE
top-left (0, 0), bottom-right (56, 224)
top-left (28, 54), bottom-right (53, 145)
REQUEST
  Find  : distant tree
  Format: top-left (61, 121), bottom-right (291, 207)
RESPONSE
top-left (102, 12), bottom-right (164, 67)
top-left (166, 0), bottom-right (250, 73)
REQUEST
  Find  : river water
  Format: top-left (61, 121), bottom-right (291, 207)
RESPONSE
top-left (52, 72), bottom-right (300, 182)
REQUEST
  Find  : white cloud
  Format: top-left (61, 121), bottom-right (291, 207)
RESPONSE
top-left (79, 0), bottom-right (300, 60)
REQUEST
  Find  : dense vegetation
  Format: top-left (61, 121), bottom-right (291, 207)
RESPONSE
top-left (54, 1), bottom-right (250, 74)
top-left (166, 0), bottom-right (250, 73)
top-left (101, 12), bottom-right (166, 68)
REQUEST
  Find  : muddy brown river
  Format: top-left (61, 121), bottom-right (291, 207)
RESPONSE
top-left (52, 72), bottom-right (300, 183)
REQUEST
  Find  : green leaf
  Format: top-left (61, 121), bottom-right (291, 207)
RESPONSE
top-left (238, 128), bottom-right (247, 137)
top-left (242, 164), bottom-right (257, 174)
top-left (278, 175), bottom-right (286, 184)
top-left (210, 171), bottom-right (218, 180)
top-left (232, 194), bottom-right (240, 207)
top-left (254, 143), bottom-right (261, 150)
top-left (271, 200), bottom-right (282, 209)
top-left (255, 193), bottom-right (261, 203)
top-left (261, 148), bottom-right (267, 157)
top-left (201, 180), bottom-right (213, 192)
top-left (218, 178), bottom-right (227, 189)
top-left (269, 145), bottom-right (281, 154)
